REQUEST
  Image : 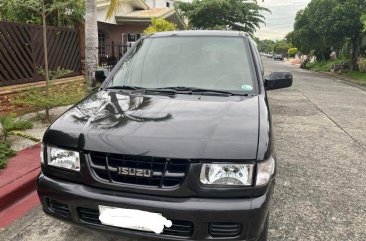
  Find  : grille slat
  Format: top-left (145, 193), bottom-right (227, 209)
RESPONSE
top-left (164, 171), bottom-right (185, 178)
top-left (89, 152), bottom-right (189, 188)
top-left (209, 222), bottom-right (242, 238)
top-left (89, 163), bottom-right (107, 170)
top-left (48, 199), bottom-right (70, 217)
top-left (78, 208), bottom-right (193, 237)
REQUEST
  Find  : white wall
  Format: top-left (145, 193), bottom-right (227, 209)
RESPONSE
top-left (145, 0), bottom-right (175, 8)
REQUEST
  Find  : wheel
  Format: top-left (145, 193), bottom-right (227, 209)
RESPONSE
top-left (257, 213), bottom-right (269, 241)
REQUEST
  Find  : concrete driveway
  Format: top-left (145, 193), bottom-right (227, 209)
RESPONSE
top-left (1, 58), bottom-right (365, 241)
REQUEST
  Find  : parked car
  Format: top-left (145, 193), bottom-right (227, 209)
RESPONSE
top-left (37, 30), bottom-right (293, 241)
top-left (267, 52), bottom-right (273, 58)
top-left (274, 53), bottom-right (284, 61)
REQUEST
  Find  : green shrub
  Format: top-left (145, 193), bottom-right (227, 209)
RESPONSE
top-left (288, 48), bottom-right (298, 56)
top-left (143, 17), bottom-right (177, 35)
top-left (0, 141), bottom-right (16, 169)
top-left (0, 114), bottom-right (34, 141)
top-left (12, 84), bottom-right (83, 111)
top-left (307, 59), bottom-right (347, 72)
top-left (11, 81), bottom-right (85, 122)
top-left (10, 67), bottom-right (84, 122)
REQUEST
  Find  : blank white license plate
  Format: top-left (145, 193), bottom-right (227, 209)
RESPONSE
top-left (98, 205), bottom-right (172, 234)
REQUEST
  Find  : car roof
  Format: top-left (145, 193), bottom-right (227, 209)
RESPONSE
top-left (149, 30), bottom-right (250, 38)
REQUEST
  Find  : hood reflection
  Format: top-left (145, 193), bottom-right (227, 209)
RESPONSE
top-left (70, 91), bottom-right (172, 129)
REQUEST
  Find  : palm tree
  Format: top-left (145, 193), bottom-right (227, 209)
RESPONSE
top-left (106, 0), bottom-right (121, 20)
top-left (84, 0), bottom-right (123, 89)
top-left (85, 0), bottom-right (98, 89)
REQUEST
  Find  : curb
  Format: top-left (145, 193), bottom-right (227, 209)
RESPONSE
top-left (0, 144), bottom-right (41, 228)
top-left (0, 168), bottom-right (39, 210)
top-left (320, 71), bottom-right (366, 91)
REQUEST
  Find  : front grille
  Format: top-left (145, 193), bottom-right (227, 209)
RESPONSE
top-left (88, 152), bottom-right (189, 188)
top-left (209, 222), bottom-right (242, 238)
top-left (48, 199), bottom-right (70, 217)
top-left (78, 207), bottom-right (193, 237)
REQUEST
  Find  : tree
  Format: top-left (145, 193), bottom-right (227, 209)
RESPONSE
top-left (9, 0), bottom-right (82, 118)
top-left (253, 38), bottom-right (275, 53)
top-left (84, 0), bottom-right (124, 89)
top-left (272, 40), bottom-right (292, 54)
top-left (285, 31), bottom-right (294, 44)
top-left (144, 18), bottom-right (177, 35)
top-left (362, 14), bottom-right (366, 32)
top-left (106, 0), bottom-right (121, 20)
top-left (292, 0), bottom-right (366, 67)
top-left (176, 0), bottom-right (269, 35)
top-left (292, 0), bottom-right (341, 61)
top-left (0, 0), bottom-right (84, 27)
top-left (85, 0), bottom-right (99, 90)
top-left (332, 0), bottom-right (366, 69)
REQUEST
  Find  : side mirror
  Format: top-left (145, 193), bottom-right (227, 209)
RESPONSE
top-left (265, 72), bottom-right (293, 90)
top-left (95, 69), bottom-right (109, 84)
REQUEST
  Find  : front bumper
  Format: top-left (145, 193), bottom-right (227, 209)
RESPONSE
top-left (37, 173), bottom-right (274, 241)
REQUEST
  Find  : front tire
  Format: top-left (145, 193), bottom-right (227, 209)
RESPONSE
top-left (257, 213), bottom-right (269, 241)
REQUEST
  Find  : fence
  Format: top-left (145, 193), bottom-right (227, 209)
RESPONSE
top-left (99, 41), bottom-right (131, 67)
top-left (0, 21), bottom-right (81, 87)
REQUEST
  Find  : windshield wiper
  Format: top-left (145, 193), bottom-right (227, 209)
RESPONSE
top-left (155, 86), bottom-right (248, 96)
top-left (104, 85), bottom-right (144, 90)
top-left (104, 86), bottom-right (248, 96)
top-left (105, 85), bottom-right (177, 95)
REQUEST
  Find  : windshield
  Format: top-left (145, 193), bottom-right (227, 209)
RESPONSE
top-left (107, 36), bottom-right (256, 93)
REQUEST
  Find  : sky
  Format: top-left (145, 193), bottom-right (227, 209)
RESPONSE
top-left (255, 0), bottom-right (311, 40)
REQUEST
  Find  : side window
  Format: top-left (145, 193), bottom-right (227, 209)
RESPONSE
top-left (250, 40), bottom-right (264, 76)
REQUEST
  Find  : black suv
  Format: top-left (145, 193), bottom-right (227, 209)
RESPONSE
top-left (37, 31), bottom-right (292, 241)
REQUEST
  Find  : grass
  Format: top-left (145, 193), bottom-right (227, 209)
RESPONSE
top-left (345, 71), bottom-right (366, 82)
top-left (0, 114), bottom-right (36, 169)
top-left (0, 114), bottom-right (33, 141)
top-left (0, 141), bottom-right (16, 169)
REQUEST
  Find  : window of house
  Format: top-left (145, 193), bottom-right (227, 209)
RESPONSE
top-left (127, 33), bottom-right (141, 42)
top-left (98, 31), bottom-right (106, 56)
top-left (166, 2), bottom-right (170, 7)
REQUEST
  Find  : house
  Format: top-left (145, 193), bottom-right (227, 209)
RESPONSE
top-left (96, 0), bottom-right (186, 64)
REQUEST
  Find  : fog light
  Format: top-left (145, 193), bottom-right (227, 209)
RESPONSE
top-left (200, 163), bottom-right (254, 186)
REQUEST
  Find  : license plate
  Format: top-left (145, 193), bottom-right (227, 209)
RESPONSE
top-left (98, 205), bottom-right (172, 234)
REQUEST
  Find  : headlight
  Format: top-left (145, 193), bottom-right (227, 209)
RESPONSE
top-left (46, 146), bottom-right (80, 171)
top-left (256, 156), bottom-right (275, 186)
top-left (200, 163), bottom-right (254, 186)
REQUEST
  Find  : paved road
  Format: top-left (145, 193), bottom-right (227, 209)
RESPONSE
top-left (1, 58), bottom-right (365, 241)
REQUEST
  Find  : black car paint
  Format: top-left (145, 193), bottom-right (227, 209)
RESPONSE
top-left (37, 31), bottom-right (288, 241)
top-left (44, 92), bottom-right (260, 160)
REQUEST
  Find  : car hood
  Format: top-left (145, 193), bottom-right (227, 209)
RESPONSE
top-left (44, 91), bottom-right (259, 160)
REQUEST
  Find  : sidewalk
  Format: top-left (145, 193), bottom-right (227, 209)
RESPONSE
top-left (320, 71), bottom-right (366, 90)
top-left (0, 144), bottom-right (41, 228)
